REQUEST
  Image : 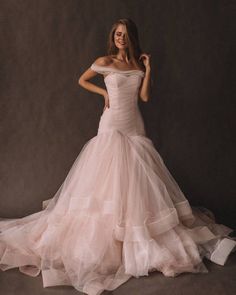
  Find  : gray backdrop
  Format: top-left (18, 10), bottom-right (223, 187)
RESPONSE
top-left (0, 0), bottom-right (235, 227)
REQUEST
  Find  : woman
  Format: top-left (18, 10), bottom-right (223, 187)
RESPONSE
top-left (0, 18), bottom-right (235, 295)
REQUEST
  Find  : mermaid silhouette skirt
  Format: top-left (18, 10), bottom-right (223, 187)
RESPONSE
top-left (0, 63), bottom-right (235, 295)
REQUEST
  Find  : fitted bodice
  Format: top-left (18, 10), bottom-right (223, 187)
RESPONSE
top-left (90, 63), bottom-right (146, 136)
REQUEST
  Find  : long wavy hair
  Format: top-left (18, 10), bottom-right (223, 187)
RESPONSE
top-left (107, 18), bottom-right (145, 70)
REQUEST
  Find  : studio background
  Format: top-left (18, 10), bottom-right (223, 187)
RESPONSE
top-left (0, 0), bottom-right (235, 227)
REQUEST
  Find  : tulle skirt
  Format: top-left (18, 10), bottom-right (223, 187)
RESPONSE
top-left (0, 130), bottom-right (235, 295)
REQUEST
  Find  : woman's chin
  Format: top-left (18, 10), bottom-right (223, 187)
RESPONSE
top-left (115, 44), bottom-right (127, 50)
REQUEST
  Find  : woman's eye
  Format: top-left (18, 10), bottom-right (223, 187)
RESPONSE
top-left (116, 33), bottom-right (125, 39)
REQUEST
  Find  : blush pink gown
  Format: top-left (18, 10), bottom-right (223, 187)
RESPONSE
top-left (0, 62), bottom-right (235, 295)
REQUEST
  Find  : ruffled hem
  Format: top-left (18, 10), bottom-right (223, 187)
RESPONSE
top-left (0, 130), bottom-right (235, 295)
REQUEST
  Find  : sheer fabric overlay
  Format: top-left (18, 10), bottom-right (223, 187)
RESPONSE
top-left (0, 63), bottom-right (235, 295)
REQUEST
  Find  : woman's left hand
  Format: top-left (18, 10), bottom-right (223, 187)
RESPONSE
top-left (139, 53), bottom-right (151, 69)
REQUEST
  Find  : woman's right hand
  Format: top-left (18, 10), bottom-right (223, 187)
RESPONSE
top-left (103, 91), bottom-right (110, 112)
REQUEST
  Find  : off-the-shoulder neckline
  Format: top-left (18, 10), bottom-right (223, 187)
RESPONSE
top-left (91, 63), bottom-right (144, 73)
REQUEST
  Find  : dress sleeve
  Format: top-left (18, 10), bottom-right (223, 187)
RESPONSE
top-left (90, 63), bottom-right (109, 75)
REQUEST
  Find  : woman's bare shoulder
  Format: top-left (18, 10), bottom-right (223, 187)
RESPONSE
top-left (93, 56), bottom-right (113, 67)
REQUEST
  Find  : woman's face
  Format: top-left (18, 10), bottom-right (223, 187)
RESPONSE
top-left (114, 24), bottom-right (128, 50)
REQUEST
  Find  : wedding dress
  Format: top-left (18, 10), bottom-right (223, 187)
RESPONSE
top-left (0, 62), bottom-right (235, 295)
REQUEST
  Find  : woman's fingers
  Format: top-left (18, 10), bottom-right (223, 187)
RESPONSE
top-left (103, 95), bottom-right (110, 112)
top-left (102, 90), bottom-right (109, 112)
top-left (139, 53), bottom-right (151, 60)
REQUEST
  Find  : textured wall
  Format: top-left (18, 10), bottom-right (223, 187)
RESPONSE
top-left (0, 0), bottom-right (235, 226)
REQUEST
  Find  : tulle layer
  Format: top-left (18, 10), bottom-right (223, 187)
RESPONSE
top-left (0, 130), bottom-right (235, 295)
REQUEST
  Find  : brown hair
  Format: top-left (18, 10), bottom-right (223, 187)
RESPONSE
top-left (107, 18), bottom-right (145, 70)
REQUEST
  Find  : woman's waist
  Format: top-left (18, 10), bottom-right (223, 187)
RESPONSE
top-left (102, 105), bottom-right (139, 116)
top-left (105, 99), bottom-right (138, 110)
top-left (100, 106), bottom-right (143, 124)
top-left (98, 108), bottom-right (145, 136)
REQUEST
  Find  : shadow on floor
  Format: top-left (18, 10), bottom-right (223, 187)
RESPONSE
top-left (0, 253), bottom-right (235, 295)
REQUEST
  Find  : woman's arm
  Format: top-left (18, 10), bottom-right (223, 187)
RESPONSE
top-left (78, 67), bottom-right (106, 97)
top-left (139, 53), bottom-right (152, 102)
top-left (78, 56), bottom-right (110, 109)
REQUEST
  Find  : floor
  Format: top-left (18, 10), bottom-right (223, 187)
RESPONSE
top-left (0, 253), bottom-right (235, 295)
